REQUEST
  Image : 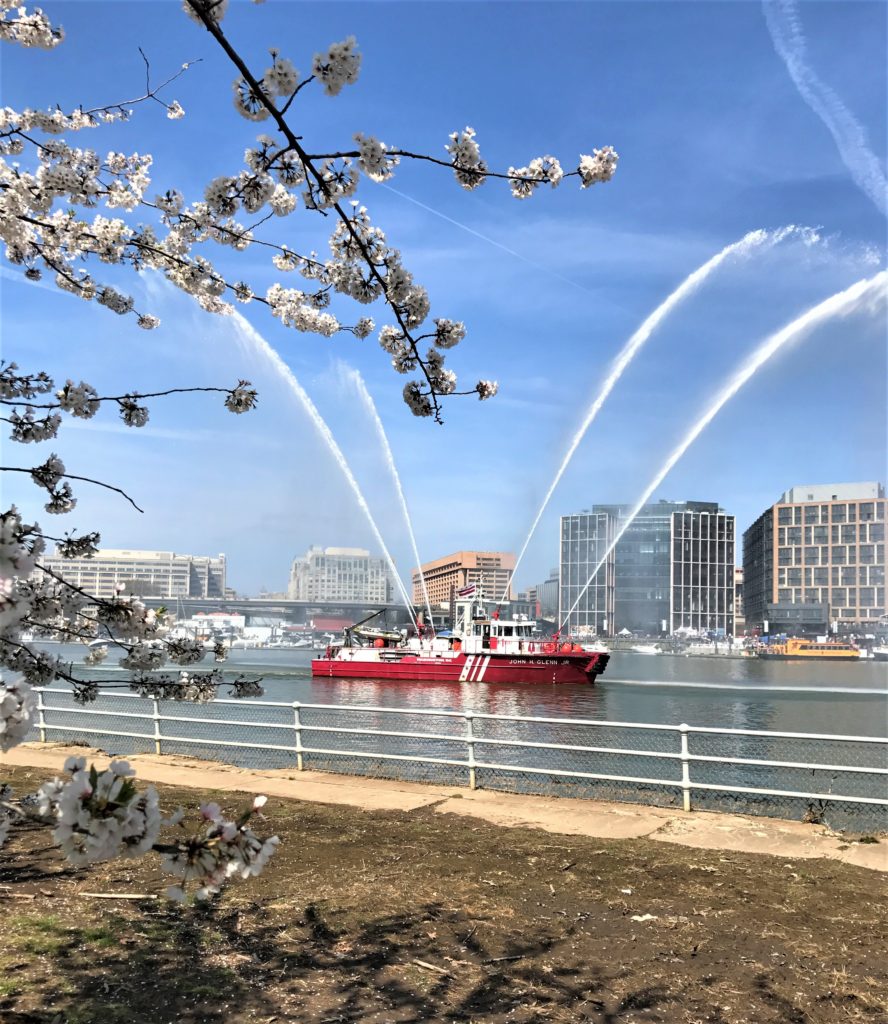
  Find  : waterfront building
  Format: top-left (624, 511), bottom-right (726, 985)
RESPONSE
top-left (39, 548), bottom-right (226, 600)
top-left (743, 482), bottom-right (886, 633)
top-left (511, 589), bottom-right (538, 619)
top-left (287, 546), bottom-right (394, 604)
top-left (534, 568), bottom-right (560, 620)
top-left (560, 501), bottom-right (735, 636)
top-left (413, 551), bottom-right (515, 607)
top-left (734, 567), bottom-right (746, 634)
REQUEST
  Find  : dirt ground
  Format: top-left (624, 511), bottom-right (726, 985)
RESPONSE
top-left (1, 764), bottom-right (886, 1024)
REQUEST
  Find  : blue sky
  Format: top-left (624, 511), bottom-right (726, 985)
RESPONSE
top-left (2, 1), bottom-right (886, 596)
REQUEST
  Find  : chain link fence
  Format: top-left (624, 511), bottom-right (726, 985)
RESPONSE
top-left (26, 689), bottom-right (888, 832)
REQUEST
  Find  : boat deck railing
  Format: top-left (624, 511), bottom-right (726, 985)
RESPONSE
top-left (26, 688), bottom-right (888, 832)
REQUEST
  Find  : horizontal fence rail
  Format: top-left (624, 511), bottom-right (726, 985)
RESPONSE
top-left (23, 689), bottom-right (888, 831)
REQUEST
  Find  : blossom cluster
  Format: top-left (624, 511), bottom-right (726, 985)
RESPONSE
top-left (0, 103), bottom-right (130, 141)
top-left (37, 757), bottom-right (161, 864)
top-left (0, 0), bottom-right (63, 49)
top-left (162, 795), bottom-right (279, 902)
top-left (0, 673), bottom-right (35, 752)
top-left (311, 36), bottom-right (361, 97)
top-left (17, 755), bottom-right (278, 901)
top-left (446, 127), bottom-right (488, 190)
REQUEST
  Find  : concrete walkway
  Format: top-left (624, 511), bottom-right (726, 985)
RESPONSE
top-left (3, 742), bottom-right (885, 872)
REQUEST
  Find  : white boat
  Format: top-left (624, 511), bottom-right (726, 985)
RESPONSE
top-left (582, 640), bottom-right (611, 655)
top-left (267, 637), bottom-right (313, 649)
top-left (632, 644), bottom-right (661, 655)
top-left (872, 645), bottom-right (888, 662)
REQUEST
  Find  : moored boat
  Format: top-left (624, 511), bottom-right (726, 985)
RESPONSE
top-left (758, 637), bottom-right (860, 661)
top-left (311, 594), bottom-right (609, 685)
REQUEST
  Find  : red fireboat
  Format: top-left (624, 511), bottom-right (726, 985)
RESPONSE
top-left (311, 592), bottom-right (609, 685)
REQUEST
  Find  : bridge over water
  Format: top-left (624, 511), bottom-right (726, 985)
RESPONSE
top-left (140, 596), bottom-right (410, 625)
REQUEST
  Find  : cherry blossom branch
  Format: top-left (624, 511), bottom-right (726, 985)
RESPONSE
top-left (0, 52), bottom-right (199, 138)
top-left (1, 384), bottom-right (254, 410)
top-left (1, 465), bottom-right (145, 511)
top-left (185, 1), bottom-right (449, 421)
top-left (306, 147), bottom-right (585, 185)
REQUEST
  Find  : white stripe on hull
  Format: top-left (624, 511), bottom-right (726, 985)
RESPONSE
top-left (458, 655), bottom-right (475, 682)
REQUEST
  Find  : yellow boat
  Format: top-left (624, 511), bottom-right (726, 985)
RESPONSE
top-left (759, 637), bottom-right (860, 661)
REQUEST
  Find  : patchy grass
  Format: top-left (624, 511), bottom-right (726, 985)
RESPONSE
top-left (0, 764), bottom-right (886, 1023)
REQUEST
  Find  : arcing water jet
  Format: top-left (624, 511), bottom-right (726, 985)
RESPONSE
top-left (560, 270), bottom-right (887, 632)
top-left (504, 226), bottom-right (816, 601)
top-left (344, 365), bottom-right (434, 629)
top-left (231, 313), bottom-right (418, 624)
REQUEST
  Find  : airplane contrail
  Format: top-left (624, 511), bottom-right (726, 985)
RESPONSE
top-left (763, 0), bottom-right (887, 216)
top-left (380, 182), bottom-right (597, 294)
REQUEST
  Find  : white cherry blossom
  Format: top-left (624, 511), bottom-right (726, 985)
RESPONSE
top-left (312, 36), bottom-right (361, 97)
top-left (0, 673), bottom-right (34, 750)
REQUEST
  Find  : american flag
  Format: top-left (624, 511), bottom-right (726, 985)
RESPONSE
top-left (456, 583), bottom-right (477, 598)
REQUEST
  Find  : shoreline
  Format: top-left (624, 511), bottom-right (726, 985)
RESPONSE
top-left (4, 741), bottom-right (885, 872)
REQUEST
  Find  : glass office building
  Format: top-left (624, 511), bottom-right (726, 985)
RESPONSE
top-left (560, 501), bottom-right (735, 636)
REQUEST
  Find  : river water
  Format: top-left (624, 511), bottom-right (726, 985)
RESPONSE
top-left (30, 644), bottom-right (887, 831)
top-left (214, 647), bottom-right (887, 738)
top-left (36, 643), bottom-right (887, 737)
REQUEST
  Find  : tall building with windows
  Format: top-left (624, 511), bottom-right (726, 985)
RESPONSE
top-left (39, 549), bottom-right (226, 600)
top-left (560, 501), bottom-right (735, 636)
top-left (413, 551), bottom-right (515, 607)
top-left (743, 482), bottom-right (886, 632)
top-left (287, 546), bottom-right (394, 604)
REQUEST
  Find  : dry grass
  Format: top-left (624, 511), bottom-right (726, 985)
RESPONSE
top-left (1, 764), bottom-right (886, 1023)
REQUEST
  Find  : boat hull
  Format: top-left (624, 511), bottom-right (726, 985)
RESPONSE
top-left (758, 653), bottom-right (860, 661)
top-left (311, 650), bottom-right (609, 685)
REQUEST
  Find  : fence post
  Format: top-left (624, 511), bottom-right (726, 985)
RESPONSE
top-left (293, 702), bottom-right (304, 772)
top-left (37, 689), bottom-right (46, 743)
top-left (679, 723), bottom-right (691, 813)
top-left (152, 697), bottom-right (162, 755)
top-left (465, 710), bottom-right (476, 790)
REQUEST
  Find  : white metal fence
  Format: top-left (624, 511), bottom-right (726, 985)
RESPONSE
top-left (28, 689), bottom-right (888, 831)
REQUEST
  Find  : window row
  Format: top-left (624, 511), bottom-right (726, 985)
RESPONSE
top-left (777, 502), bottom-right (884, 526)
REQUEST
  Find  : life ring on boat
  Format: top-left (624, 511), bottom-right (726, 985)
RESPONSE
top-left (543, 642), bottom-right (556, 654)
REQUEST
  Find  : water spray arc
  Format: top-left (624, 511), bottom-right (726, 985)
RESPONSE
top-left (231, 314), bottom-right (418, 625)
top-left (503, 226), bottom-right (808, 602)
top-left (560, 270), bottom-right (887, 633)
top-left (344, 365), bottom-right (435, 629)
